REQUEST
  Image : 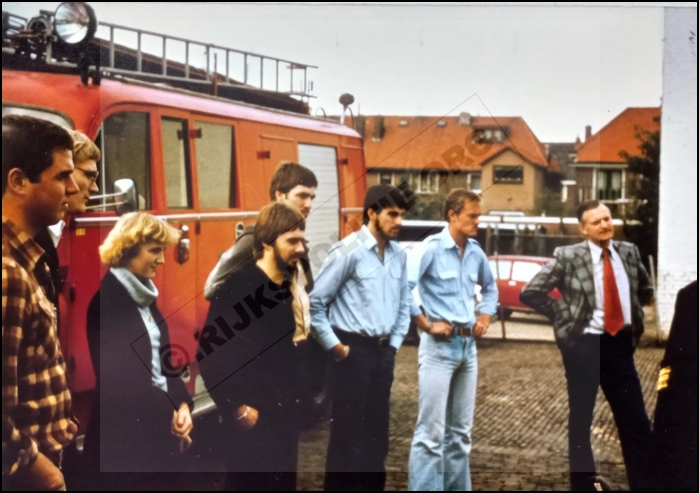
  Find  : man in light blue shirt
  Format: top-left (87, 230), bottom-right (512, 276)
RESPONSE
top-left (407, 189), bottom-right (498, 491)
top-left (310, 184), bottom-right (413, 492)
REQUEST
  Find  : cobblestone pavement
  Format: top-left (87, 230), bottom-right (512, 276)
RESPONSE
top-left (297, 318), bottom-right (665, 491)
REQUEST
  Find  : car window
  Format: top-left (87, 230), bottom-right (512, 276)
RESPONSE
top-left (489, 260), bottom-right (512, 279)
top-left (511, 261), bottom-right (543, 283)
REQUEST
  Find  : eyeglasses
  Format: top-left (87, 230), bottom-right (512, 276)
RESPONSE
top-left (75, 167), bottom-right (100, 184)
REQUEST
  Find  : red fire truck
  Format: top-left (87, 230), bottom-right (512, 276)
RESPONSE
top-left (2, 2), bottom-right (367, 428)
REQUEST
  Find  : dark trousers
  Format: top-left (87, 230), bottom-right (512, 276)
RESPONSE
top-left (297, 337), bottom-right (330, 430)
top-left (224, 408), bottom-right (299, 491)
top-left (324, 333), bottom-right (396, 492)
top-left (562, 332), bottom-right (652, 491)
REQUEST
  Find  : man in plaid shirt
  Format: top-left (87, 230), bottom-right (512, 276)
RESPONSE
top-left (2, 115), bottom-right (79, 490)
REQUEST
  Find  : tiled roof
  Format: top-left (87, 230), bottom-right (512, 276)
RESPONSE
top-left (359, 115), bottom-right (553, 172)
top-left (576, 107), bottom-right (661, 163)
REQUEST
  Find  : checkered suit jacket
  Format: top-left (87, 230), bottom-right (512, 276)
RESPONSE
top-left (520, 240), bottom-right (654, 350)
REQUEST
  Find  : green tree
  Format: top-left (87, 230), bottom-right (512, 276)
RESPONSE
top-left (621, 115), bottom-right (660, 267)
top-left (533, 188), bottom-right (566, 217)
top-left (403, 191), bottom-right (446, 221)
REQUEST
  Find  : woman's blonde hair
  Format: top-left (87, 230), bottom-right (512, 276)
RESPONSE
top-left (99, 212), bottom-right (180, 267)
top-left (70, 130), bottom-right (101, 164)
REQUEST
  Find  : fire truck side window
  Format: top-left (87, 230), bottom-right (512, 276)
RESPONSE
top-left (97, 112), bottom-right (152, 210)
top-left (162, 117), bottom-right (193, 209)
top-left (194, 121), bottom-right (237, 209)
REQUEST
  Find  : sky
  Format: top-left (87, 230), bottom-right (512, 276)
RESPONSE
top-left (4, 2), bottom-right (666, 142)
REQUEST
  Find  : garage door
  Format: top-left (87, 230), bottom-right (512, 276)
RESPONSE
top-left (297, 143), bottom-right (339, 277)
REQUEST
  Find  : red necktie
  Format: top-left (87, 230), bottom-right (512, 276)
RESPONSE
top-left (603, 248), bottom-right (624, 336)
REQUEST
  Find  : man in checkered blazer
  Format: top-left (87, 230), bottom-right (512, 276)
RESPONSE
top-left (520, 200), bottom-right (654, 491)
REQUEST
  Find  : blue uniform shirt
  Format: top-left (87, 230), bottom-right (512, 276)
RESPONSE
top-left (408, 226), bottom-right (498, 326)
top-left (310, 225), bottom-right (412, 351)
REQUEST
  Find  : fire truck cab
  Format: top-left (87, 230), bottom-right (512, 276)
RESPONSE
top-left (2, 2), bottom-right (367, 429)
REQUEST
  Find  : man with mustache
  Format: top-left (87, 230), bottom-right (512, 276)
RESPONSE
top-left (204, 162), bottom-right (325, 424)
top-left (310, 184), bottom-right (413, 491)
top-left (198, 201), bottom-right (308, 491)
top-left (520, 200), bottom-right (654, 491)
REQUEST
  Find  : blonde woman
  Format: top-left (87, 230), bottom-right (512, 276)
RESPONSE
top-left (83, 212), bottom-right (192, 487)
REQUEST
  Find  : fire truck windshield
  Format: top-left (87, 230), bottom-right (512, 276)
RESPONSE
top-left (2, 104), bottom-right (73, 130)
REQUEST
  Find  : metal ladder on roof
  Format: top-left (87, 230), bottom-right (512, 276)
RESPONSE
top-left (97, 20), bottom-right (317, 100)
top-left (3, 10), bottom-right (317, 100)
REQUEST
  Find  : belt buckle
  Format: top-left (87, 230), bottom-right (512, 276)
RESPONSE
top-left (452, 324), bottom-right (471, 338)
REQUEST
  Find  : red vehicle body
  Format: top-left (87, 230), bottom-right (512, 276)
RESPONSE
top-left (488, 255), bottom-right (563, 318)
top-left (2, 10), bottom-right (367, 430)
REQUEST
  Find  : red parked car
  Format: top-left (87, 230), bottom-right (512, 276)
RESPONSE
top-left (488, 255), bottom-right (563, 319)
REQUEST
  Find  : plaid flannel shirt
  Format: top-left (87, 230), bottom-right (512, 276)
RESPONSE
top-left (2, 217), bottom-right (73, 475)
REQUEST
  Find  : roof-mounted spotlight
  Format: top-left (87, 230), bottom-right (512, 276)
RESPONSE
top-left (53, 2), bottom-right (97, 46)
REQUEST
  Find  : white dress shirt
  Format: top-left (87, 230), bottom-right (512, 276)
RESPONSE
top-left (584, 241), bottom-right (632, 335)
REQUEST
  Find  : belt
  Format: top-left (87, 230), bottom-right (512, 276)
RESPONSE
top-left (452, 325), bottom-right (473, 338)
top-left (334, 329), bottom-right (390, 348)
top-left (428, 321), bottom-right (473, 338)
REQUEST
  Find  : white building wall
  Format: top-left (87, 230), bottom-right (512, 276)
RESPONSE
top-left (657, 7), bottom-right (697, 335)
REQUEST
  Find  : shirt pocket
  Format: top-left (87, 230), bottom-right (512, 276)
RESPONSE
top-left (355, 265), bottom-right (379, 306)
top-left (438, 269), bottom-right (460, 295)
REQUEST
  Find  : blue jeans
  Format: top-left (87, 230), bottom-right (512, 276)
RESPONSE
top-left (409, 332), bottom-right (478, 491)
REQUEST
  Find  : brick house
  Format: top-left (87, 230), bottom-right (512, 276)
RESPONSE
top-left (355, 113), bottom-right (561, 215)
top-left (573, 107), bottom-right (661, 217)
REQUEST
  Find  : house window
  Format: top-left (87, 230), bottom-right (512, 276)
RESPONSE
top-left (397, 172), bottom-right (414, 190)
top-left (468, 173), bottom-right (482, 193)
top-left (419, 170), bottom-right (440, 193)
top-left (597, 169), bottom-right (622, 201)
top-left (493, 166), bottom-right (523, 184)
top-left (380, 172), bottom-right (393, 185)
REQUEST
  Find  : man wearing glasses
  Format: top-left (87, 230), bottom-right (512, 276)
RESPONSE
top-left (31, 129), bottom-right (101, 488)
top-left (34, 130), bottom-right (100, 307)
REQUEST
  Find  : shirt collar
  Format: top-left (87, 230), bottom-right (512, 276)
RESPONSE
top-left (439, 225), bottom-right (475, 253)
top-left (360, 224), bottom-right (378, 251)
top-left (439, 225), bottom-right (457, 249)
top-left (588, 240), bottom-right (618, 264)
top-left (2, 215), bottom-right (45, 273)
top-left (358, 224), bottom-right (399, 255)
top-left (47, 220), bottom-right (65, 248)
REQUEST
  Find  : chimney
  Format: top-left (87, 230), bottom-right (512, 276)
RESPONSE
top-left (544, 143), bottom-right (550, 158)
top-left (584, 125), bottom-right (592, 142)
top-left (354, 115), bottom-right (366, 138)
top-left (373, 116), bottom-right (385, 141)
top-left (458, 112), bottom-right (471, 126)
